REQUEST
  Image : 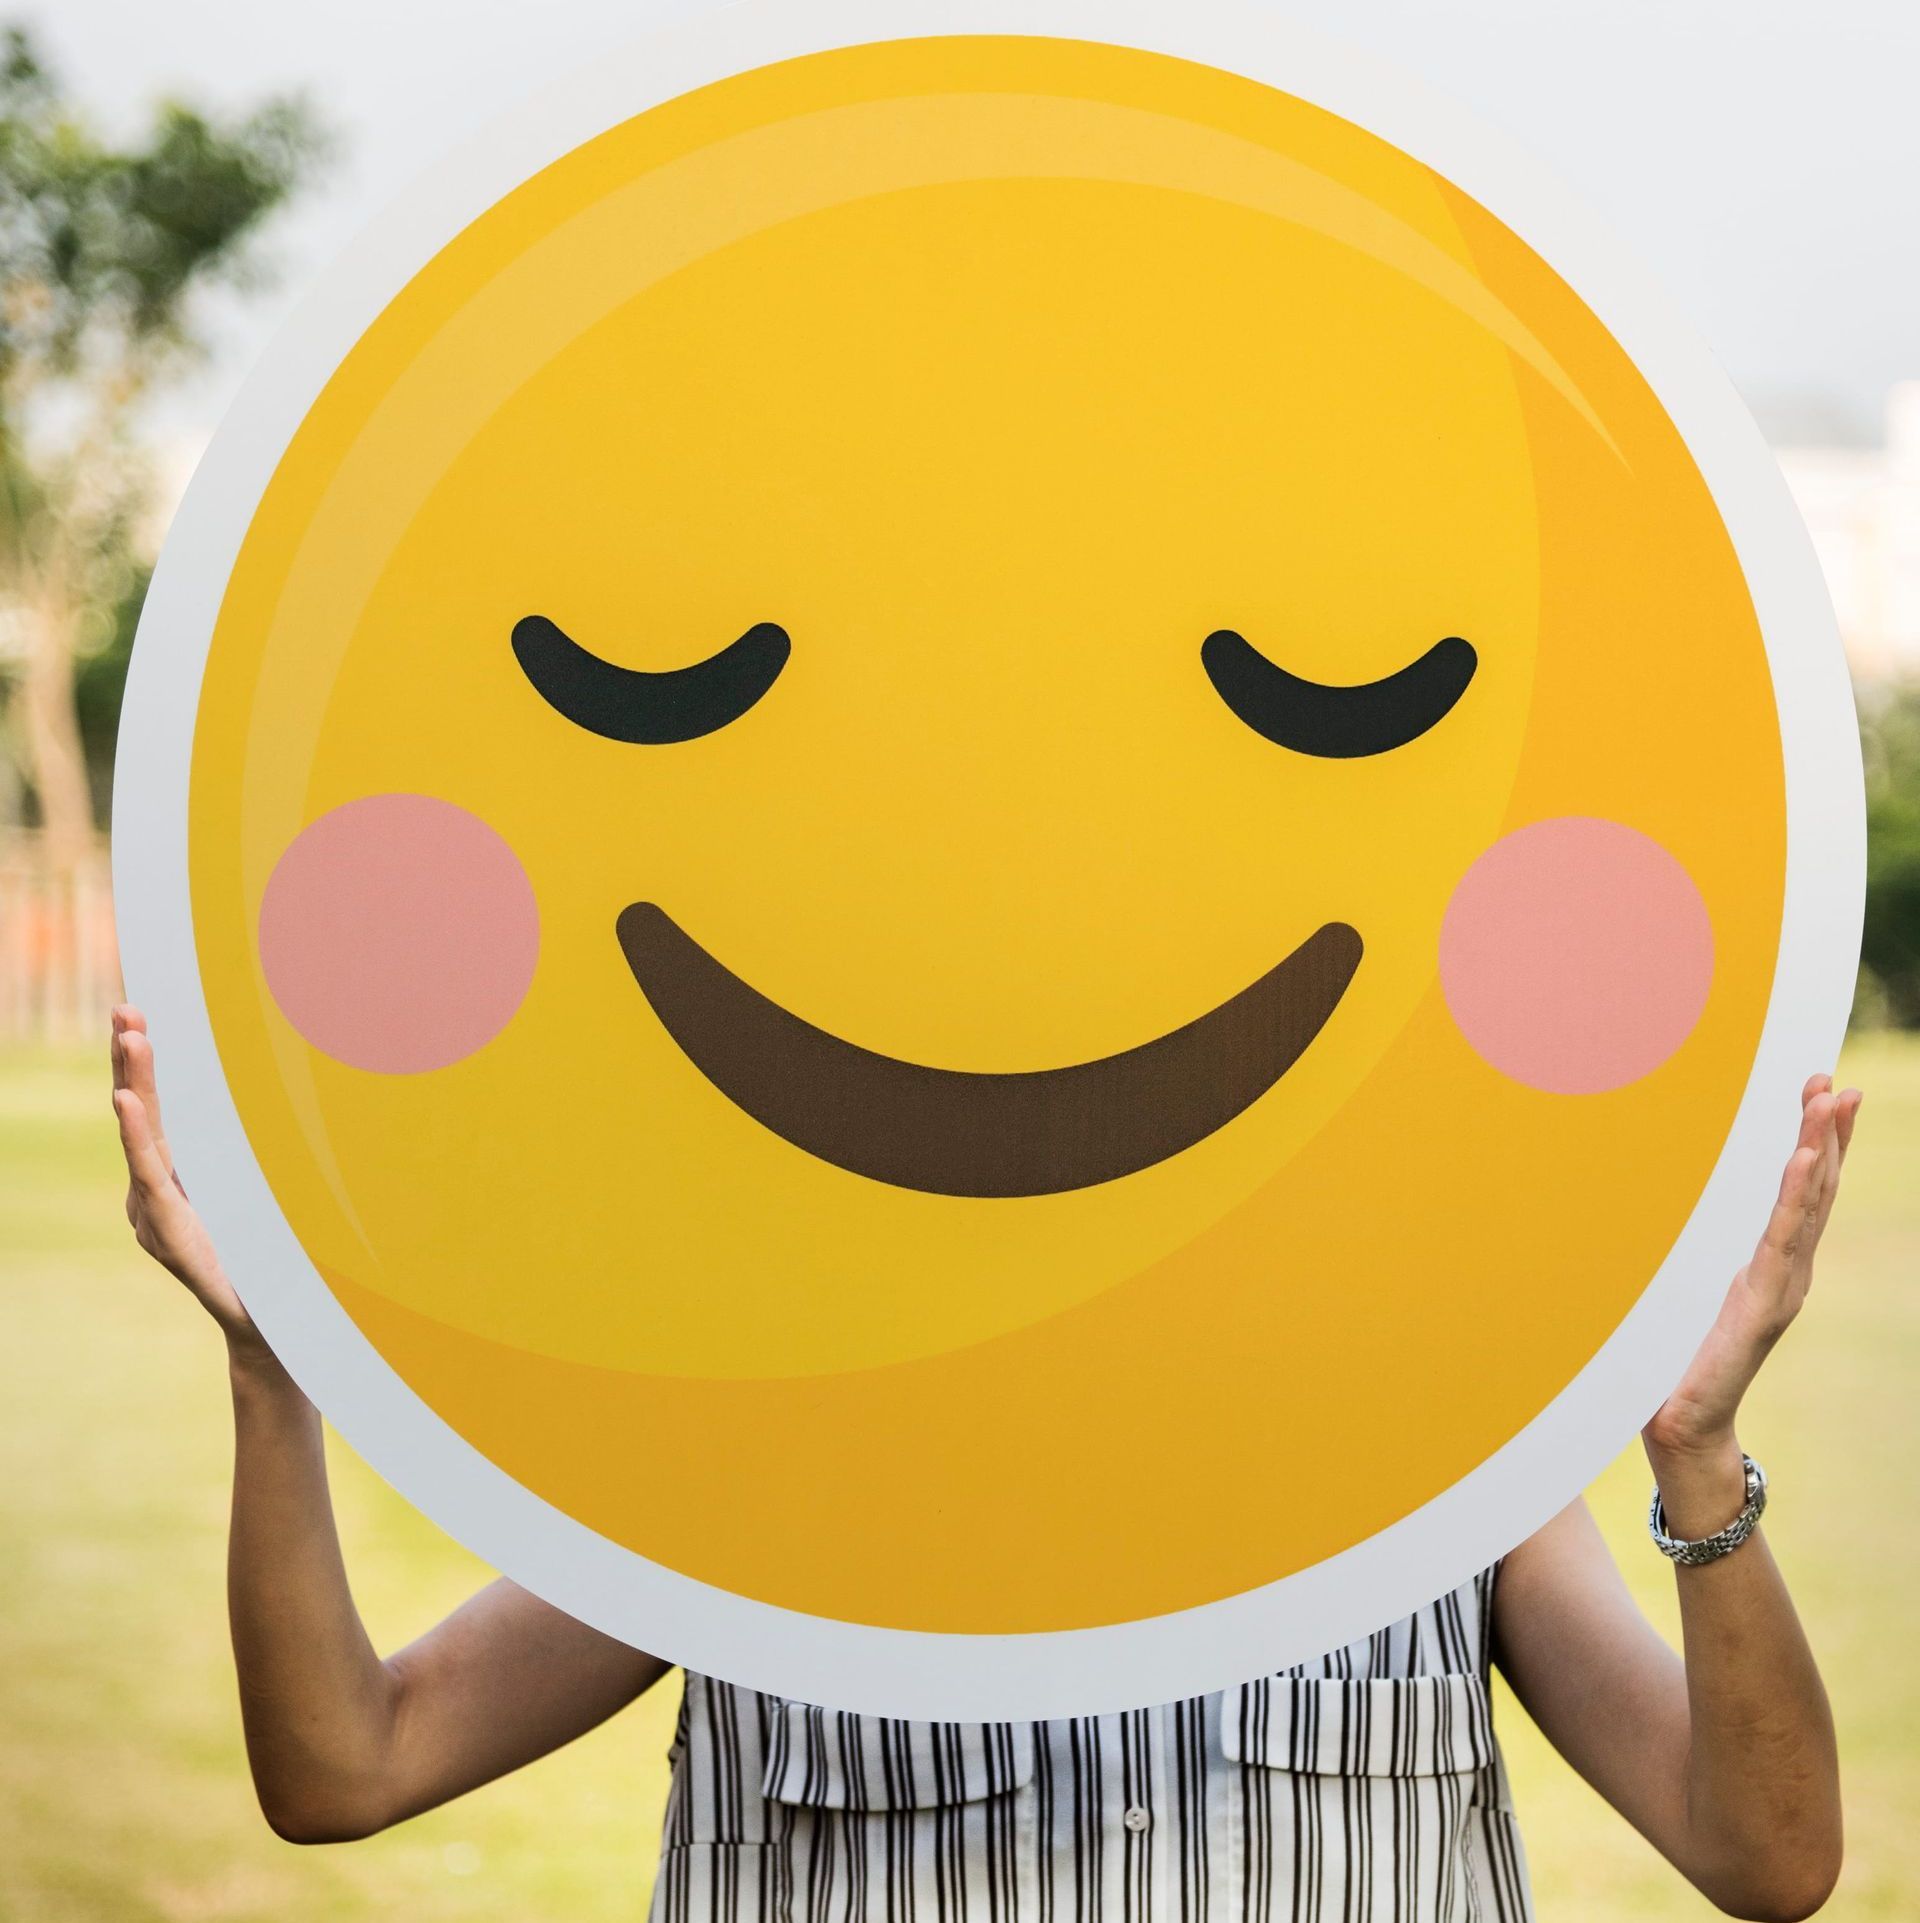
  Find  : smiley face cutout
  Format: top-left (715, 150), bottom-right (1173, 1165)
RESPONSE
top-left (121, 8), bottom-right (1860, 1717)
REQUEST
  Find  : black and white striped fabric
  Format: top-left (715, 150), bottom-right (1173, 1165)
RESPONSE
top-left (649, 1568), bottom-right (1533, 1922)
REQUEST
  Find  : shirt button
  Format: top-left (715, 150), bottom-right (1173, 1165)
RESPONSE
top-left (1123, 1805), bottom-right (1152, 1834)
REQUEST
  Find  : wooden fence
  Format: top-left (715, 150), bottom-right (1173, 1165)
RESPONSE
top-left (0, 836), bottom-right (123, 1044)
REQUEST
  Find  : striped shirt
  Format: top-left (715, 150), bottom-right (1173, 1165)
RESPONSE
top-left (649, 1567), bottom-right (1533, 1922)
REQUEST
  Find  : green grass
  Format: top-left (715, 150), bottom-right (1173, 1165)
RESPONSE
top-left (3, 1038), bottom-right (1915, 1919)
top-left (1500, 1034), bottom-right (1920, 1921)
top-left (0, 1047), bottom-right (679, 1922)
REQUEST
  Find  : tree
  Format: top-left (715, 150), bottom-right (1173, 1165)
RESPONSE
top-left (1859, 680), bottom-right (1920, 1028)
top-left (0, 25), bottom-right (321, 863)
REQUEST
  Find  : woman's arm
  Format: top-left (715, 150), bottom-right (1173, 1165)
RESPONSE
top-left (1495, 1075), bottom-right (1857, 1922)
top-left (113, 1006), bottom-right (668, 1843)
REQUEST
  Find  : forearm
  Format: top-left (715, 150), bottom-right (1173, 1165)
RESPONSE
top-left (226, 1341), bottom-right (400, 1841)
top-left (1651, 1438), bottom-right (1841, 1918)
top-left (111, 1009), bottom-right (666, 1847)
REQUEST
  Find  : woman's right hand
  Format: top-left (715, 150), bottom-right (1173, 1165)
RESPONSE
top-left (111, 1003), bottom-right (263, 1353)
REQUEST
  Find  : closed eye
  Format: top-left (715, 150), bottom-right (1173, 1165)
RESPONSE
top-left (512, 615), bottom-right (790, 744)
top-left (1201, 629), bottom-right (1477, 759)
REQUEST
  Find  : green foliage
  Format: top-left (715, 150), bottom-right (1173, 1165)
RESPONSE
top-left (0, 21), bottom-right (323, 837)
top-left (1859, 681), bottom-right (1920, 1027)
top-left (0, 25), bottom-right (322, 389)
top-left (72, 557), bottom-right (147, 823)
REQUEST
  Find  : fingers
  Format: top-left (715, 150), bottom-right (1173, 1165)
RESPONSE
top-left (1743, 1074), bottom-right (1861, 1334)
top-left (113, 1086), bottom-right (177, 1215)
top-left (118, 1028), bottom-right (165, 1126)
top-left (1748, 1143), bottom-right (1822, 1306)
top-left (1835, 1086), bottom-right (1863, 1159)
top-left (1792, 1089), bottom-right (1837, 1221)
top-left (1799, 1069), bottom-right (1863, 1161)
top-left (1773, 1137), bottom-right (1820, 1222)
top-left (1794, 1084), bottom-right (1836, 1155)
top-left (114, 1086), bottom-right (197, 1275)
top-left (113, 1028), bottom-right (173, 1178)
top-left (1810, 1086), bottom-right (1863, 1241)
top-left (1796, 1067), bottom-right (1863, 1193)
top-left (112, 1015), bottom-right (140, 1219)
top-left (110, 1004), bottom-right (149, 1101)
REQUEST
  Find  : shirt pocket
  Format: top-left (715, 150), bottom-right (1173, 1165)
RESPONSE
top-left (1222, 1672), bottom-right (1494, 1778)
top-left (1222, 1674), bottom-right (1496, 1923)
top-left (762, 1702), bottom-right (1036, 1810)
top-left (758, 1706), bottom-right (1038, 1919)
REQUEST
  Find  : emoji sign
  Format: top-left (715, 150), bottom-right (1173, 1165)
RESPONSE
top-left (116, 2), bottom-right (1862, 1717)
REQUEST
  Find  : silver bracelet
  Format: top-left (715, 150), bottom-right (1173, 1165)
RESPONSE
top-left (1648, 1454), bottom-right (1767, 1566)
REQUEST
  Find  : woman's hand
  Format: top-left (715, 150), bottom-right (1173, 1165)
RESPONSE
top-left (111, 1003), bottom-right (265, 1355)
top-left (1496, 1071), bottom-right (1855, 1919)
top-left (108, 1012), bottom-right (666, 1846)
top-left (1642, 1072), bottom-right (1862, 1532)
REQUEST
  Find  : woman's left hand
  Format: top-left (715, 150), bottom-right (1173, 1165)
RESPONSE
top-left (1642, 1074), bottom-right (1862, 1531)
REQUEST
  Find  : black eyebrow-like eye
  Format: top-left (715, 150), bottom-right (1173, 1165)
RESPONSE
top-left (1201, 629), bottom-right (1477, 759)
top-left (512, 615), bottom-right (790, 744)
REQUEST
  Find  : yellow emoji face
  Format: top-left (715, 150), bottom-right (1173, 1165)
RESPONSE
top-left (125, 14), bottom-right (1857, 1713)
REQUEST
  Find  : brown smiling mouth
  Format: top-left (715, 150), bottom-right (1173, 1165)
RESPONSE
top-left (615, 905), bottom-right (1362, 1198)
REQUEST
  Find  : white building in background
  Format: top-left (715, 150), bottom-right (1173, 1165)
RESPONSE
top-left (1775, 382), bottom-right (1920, 683)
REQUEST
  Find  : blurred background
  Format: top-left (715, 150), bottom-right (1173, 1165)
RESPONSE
top-left (3, 2), bottom-right (1917, 1917)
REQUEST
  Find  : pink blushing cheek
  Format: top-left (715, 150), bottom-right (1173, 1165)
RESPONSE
top-left (1438, 817), bottom-right (1714, 1096)
top-left (259, 794), bottom-right (540, 1074)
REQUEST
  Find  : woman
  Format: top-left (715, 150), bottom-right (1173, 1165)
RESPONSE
top-left (109, 1002), bottom-right (1856, 1921)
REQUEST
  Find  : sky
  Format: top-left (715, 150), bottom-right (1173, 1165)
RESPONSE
top-left (36, 0), bottom-right (1920, 460)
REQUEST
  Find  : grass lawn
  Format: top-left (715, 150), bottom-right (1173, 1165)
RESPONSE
top-left (3, 1036), bottom-right (1915, 1920)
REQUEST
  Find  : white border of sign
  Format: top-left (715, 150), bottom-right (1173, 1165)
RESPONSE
top-left (113, 0), bottom-right (1863, 1719)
